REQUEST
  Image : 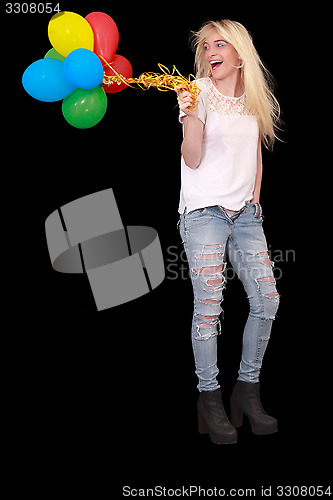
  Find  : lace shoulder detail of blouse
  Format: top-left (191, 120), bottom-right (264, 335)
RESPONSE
top-left (204, 77), bottom-right (252, 116)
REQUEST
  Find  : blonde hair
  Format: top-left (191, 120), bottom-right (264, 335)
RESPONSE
top-left (191, 20), bottom-right (281, 150)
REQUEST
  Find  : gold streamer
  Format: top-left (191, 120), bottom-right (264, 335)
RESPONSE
top-left (100, 58), bottom-right (200, 110)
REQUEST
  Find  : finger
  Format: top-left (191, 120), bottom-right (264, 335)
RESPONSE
top-left (179, 102), bottom-right (193, 112)
top-left (175, 85), bottom-right (189, 94)
top-left (178, 95), bottom-right (193, 104)
top-left (177, 91), bottom-right (191, 99)
top-left (179, 102), bottom-right (193, 114)
top-left (175, 84), bottom-right (186, 93)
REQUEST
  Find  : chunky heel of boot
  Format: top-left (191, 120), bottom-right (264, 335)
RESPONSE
top-left (198, 411), bottom-right (209, 434)
top-left (230, 381), bottom-right (278, 435)
top-left (230, 401), bottom-right (244, 428)
top-left (197, 390), bottom-right (238, 444)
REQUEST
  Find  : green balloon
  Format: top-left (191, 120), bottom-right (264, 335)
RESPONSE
top-left (44, 48), bottom-right (65, 61)
top-left (62, 86), bottom-right (107, 129)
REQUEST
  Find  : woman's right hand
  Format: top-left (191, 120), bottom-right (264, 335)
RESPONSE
top-left (176, 89), bottom-right (199, 119)
top-left (176, 87), bottom-right (203, 169)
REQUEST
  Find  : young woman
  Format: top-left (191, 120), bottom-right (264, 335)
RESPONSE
top-left (177, 20), bottom-right (281, 444)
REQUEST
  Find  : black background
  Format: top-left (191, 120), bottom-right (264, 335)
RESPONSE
top-left (3, 1), bottom-right (328, 496)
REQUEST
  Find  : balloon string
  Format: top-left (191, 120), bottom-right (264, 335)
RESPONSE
top-left (99, 56), bottom-right (200, 109)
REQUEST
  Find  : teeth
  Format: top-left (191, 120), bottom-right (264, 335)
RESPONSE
top-left (210, 61), bottom-right (223, 67)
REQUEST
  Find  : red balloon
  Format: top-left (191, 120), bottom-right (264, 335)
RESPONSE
top-left (103, 54), bottom-right (133, 94)
top-left (85, 12), bottom-right (119, 64)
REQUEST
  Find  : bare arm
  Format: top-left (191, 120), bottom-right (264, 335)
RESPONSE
top-left (251, 135), bottom-right (263, 204)
top-left (177, 90), bottom-right (204, 170)
top-left (181, 116), bottom-right (204, 169)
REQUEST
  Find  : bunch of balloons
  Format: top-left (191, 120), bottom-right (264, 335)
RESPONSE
top-left (22, 11), bottom-right (133, 128)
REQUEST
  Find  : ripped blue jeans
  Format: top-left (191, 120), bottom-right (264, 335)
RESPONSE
top-left (179, 203), bottom-right (279, 392)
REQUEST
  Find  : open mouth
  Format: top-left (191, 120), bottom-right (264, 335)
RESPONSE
top-left (210, 60), bottom-right (223, 70)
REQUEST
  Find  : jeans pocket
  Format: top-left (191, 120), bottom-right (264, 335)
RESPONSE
top-left (254, 203), bottom-right (263, 221)
top-left (187, 207), bottom-right (208, 217)
top-left (184, 207), bottom-right (213, 231)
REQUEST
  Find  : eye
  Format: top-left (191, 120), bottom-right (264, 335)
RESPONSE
top-left (204, 44), bottom-right (209, 51)
top-left (217, 42), bottom-right (227, 47)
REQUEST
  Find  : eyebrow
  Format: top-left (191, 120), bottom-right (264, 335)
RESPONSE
top-left (204, 39), bottom-right (228, 44)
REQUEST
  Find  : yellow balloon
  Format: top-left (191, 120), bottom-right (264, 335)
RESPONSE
top-left (48, 11), bottom-right (94, 57)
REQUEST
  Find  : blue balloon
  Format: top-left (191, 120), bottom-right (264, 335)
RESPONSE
top-left (22, 59), bottom-right (77, 102)
top-left (63, 49), bottom-right (104, 90)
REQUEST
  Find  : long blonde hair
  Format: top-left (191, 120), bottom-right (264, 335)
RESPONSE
top-left (192, 20), bottom-right (281, 150)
